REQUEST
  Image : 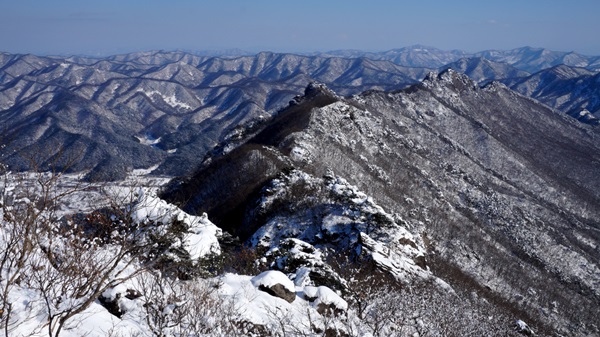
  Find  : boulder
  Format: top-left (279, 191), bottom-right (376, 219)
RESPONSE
top-left (251, 270), bottom-right (296, 303)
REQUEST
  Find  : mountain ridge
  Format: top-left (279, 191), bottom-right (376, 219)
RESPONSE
top-left (502, 64), bottom-right (600, 123)
top-left (321, 45), bottom-right (600, 72)
top-left (162, 73), bottom-right (600, 335)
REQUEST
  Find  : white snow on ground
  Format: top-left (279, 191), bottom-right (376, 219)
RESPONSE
top-left (1, 169), bottom-right (221, 261)
top-left (60, 301), bottom-right (145, 337)
top-left (0, 217), bottom-right (148, 336)
top-left (2, 267), bottom-right (349, 336)
top-left (0, 168), bottom-right (171, 217)
top-left (0, 169), bottom-right (228, 336)
top-left (130, 165), bottom-right (161, 176)
top-left (219, 272), bottom-right (340, 333)
top-left (185, 213), bottom-right (222, 258)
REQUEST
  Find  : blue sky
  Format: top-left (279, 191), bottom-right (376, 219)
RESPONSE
top-left (1, 0), bottom-right (599, 56)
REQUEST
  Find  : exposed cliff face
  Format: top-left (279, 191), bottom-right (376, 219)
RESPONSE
top-left (163, 73), bottom-right (600, 335)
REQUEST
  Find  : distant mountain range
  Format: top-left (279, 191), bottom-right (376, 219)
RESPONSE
top-left (321, 45), bottom-right (600, 72)
top-left (1, 46), bottom-right (598, 179)
top-left (440, 57), bottom-right (530, 83)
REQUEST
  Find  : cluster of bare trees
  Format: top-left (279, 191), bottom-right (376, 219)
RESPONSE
top-left (257, 279), bottom-right (523, 337)
top-left (0, 166), bottom-right (152, 336)
top-left (131, 271), bottom-right (250, 337)
top-left (318, 255), bottom-right (524, 337)
top-left (0, 163), bottom-right (256, 337)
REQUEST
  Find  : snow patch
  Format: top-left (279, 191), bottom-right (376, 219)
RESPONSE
top-left (137, 89), bottom-right (192, 110)
top-left (135, 135), bottom-right (161, 146)
top-left (130, 164), bottom-right (160, 176)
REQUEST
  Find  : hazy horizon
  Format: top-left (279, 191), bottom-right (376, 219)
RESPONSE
top-left (1, 0), bottom-right (599, 57)
top-left (3, 44), bottom-right (599, 59)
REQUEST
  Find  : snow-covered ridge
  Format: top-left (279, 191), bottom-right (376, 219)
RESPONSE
top-left (2, 168), bottom-right (416, 336)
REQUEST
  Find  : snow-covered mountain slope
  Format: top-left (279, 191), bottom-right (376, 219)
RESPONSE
top-left (438, 57), bottom-right (600, 123)
top-left (502, 64), bottom-right (600, 124)
top-left (2, 165), bottom-right (521, 336)
top-left (164, 74), bottom-right (600, 336)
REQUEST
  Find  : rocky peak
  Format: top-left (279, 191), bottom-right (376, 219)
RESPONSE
top-left (248, 83), bottom-right (339, 148)
top-left (305, 82), bottom-right (336, 97)
top-left (290, 82), bottom-right (339, 106)
top-left (482, 80), bottom-right (509, 92)
top-left (422, 68), bottom-right (479, 92)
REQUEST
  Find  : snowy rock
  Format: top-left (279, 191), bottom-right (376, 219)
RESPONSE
top-left (266, 238), bottom-right (348, 292)
top-left (250, 169), bottom-right (433, 291)
top-left (303, 285), bottom-right (348, 316)
top-left (251, 270), bottom-right (296, 303)
top-left (293, 267), bottom-right (312, 287)
top-left (127, 187), bottom-right (222, 259)
top-left (514, 319), bottom-right (535, 336)
top-left (304, 82), bottom-right (339, 99)
top-left (572, 108), bottom-right (599, 125)
top-left (99, 285), bottom-right (142, 318)
top-left (358, 232), bottom-right (430, 284)
top-left (185, 212), bottom-right (222, 259)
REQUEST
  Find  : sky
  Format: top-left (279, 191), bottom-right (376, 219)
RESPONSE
top-left (1, 0), bottom-right (599, 56)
